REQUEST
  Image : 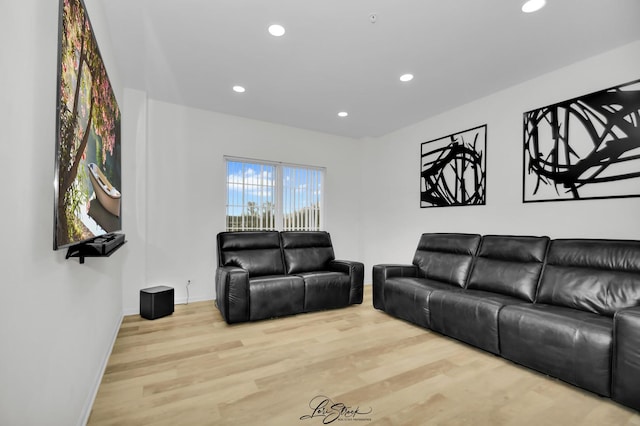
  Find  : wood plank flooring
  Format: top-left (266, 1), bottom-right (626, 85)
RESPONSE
top-left (88, 287), bottom-right (640, 425)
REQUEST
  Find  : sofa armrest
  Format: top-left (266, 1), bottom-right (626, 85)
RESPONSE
top-left (612, 305), bottom-right (640, 411)
top-left (372, 264), bottom-right (417, 310)
top-left (328, 259), bottom-right (365, 304)
top-left (215, 266), bottom-right (250, 324)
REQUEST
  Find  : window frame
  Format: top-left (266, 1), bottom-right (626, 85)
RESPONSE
top-left (224, 156), bottom-right (325, 232)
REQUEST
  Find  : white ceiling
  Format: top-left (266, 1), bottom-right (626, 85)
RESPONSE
top-left (100, 0), bottom-right (640, 139)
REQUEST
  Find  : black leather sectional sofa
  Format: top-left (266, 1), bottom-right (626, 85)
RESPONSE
top-left (215, 231), bottom-right (364, 324)
top-left (373, 233), bottom-right (640, 411)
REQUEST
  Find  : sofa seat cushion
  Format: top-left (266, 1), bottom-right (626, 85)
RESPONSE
top-left (429, 290), bottom-right (524, 354)
top-left (499, 304), bottom-right (613, 396)
top-left (297, 271), bottom-right (351, 312)
top-left (383, 277), bottom-right (458, 328)
top-left (249, 275), bottom-right (304, 321)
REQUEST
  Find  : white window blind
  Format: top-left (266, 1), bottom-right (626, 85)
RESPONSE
top-left (282, 166), bottom-right (323, 231)
top-left (225, 157), bottom-right (324, 231)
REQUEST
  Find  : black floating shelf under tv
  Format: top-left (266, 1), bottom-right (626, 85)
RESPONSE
top-left (65, 233), bottom-right (126, 264)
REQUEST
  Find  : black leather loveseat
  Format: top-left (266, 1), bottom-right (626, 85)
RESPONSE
top-left (215, 231), bottom-right (364, 324)
top-left (373, 233), bottom-right (640, 411)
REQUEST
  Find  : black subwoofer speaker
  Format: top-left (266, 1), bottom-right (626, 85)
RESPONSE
top-left (140, 286), bottom-right (174, 320)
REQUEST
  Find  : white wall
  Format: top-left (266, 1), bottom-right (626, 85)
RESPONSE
top-left (361, 40), bottom-right (640, 282)
top-left (121, 88), bottom-right (149, 315)
top-left (2, 1), bottom-right (638, 422)
top-left (122, 100), bottom-right (364, 311)
top-left (0, 1), bottom-right (136, 425)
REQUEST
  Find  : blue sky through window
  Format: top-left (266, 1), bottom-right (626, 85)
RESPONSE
top-left (226, 160), bottom-right (323, 230)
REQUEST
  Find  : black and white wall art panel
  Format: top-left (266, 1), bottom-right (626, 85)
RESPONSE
top-left (523, 79), bottom-right (640, 203)
top-left (420, 125), bottom-right (487, 208)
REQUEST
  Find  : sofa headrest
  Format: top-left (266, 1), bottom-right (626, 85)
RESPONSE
top-left (281, 231), bottom-right (332, 249)
top-left (477, 235), bottom-right (549, 263)
top-left (546, 239), bottom-right (640, 272)
top-left (468, 235), bottom-right (550, 302)
top-left (281, 231), bottom-right (335, 274)
top-left (416, 233), bottom-right (481, 255)
top-left (413, 233), bottom-right (481, 287)
top-left (217, 231), bottom-right (284, 277)
top-left (538, 238), bottom-right (640, 316)
top-left (218, 231), bottom-right (281, 251)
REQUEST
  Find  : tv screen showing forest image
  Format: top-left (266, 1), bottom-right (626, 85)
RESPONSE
top-left (54, 0), bottom-right (121, 249)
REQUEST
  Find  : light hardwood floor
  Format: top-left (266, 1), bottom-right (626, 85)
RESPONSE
top-left (89, 287), bottom-right (640, 425)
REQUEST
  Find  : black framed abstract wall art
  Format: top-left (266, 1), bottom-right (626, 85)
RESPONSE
top-left (54, 0), bottom-right (122, 249)
top-left (420, 125), bottom-right (487, 208)
top-left (523, 79), bottom-right (640, 203)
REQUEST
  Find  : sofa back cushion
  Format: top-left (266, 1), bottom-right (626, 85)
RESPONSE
top-left (217, 231), bottom-right (284, 277)
top-left (281, 231), bottom-right (335, 274)
top-left (467, 235), bottom-right (549, 301)
top-left (412, 233), bottom-right (481, 287)
top-left (537, 239), bottom-right (640, 316)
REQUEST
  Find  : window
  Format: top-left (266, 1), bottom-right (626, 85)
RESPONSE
top-left (225, 157), bottom-right (324, 231)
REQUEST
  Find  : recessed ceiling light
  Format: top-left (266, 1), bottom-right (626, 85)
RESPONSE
top-left (400, 73), bottom-right (414, 82)
top-left (522, 0), bottom-right (546, 13)
top-left (338, 111), bottom-right (348, 118)
top-left (232, 85), bottom-right (246, 93)
top-left (268, 24), bottom-right (286, 37)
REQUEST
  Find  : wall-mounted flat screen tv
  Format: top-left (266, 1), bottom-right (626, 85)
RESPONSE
top-left (54, 0), bottom-right (121, 250)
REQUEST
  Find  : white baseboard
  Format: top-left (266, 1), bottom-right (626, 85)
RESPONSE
top-left (78, 313), bottom-right (123, 426)
top-left (122, 296), bottom-right (214, 316)
top-left (174, 296), bottom-right (213, 305)
top-left (122, 306), bottom-right (139, 316)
